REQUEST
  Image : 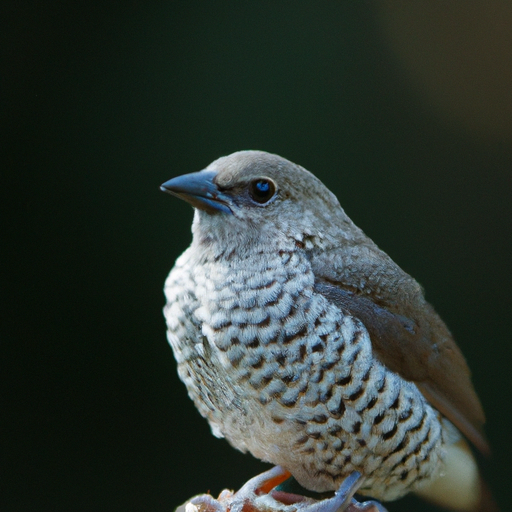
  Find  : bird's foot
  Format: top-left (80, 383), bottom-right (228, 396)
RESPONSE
top-left (296, 472), bottom-right (388, 512)
top-left (178, 466), bottom-right (298, 512)
top-left (176, 467), bottom-right (388, 512)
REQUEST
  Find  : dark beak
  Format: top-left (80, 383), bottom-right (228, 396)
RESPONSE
top-left (160, 170), bottom-right (232, 214)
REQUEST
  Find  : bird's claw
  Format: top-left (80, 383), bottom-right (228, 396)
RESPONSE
top-left (347, 498), bottom-right (388, 512)
top-left (176, 468), bottom-right (387, 512)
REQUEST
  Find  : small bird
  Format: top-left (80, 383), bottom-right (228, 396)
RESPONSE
top-left (161, 151), bottom-right (494, 512)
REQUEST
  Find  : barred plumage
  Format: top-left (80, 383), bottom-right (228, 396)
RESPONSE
top-left (165, 246), bottom-right (445, 501)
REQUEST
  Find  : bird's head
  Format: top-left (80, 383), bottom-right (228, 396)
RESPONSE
top-left (161, 151), bottom-right (363, 257)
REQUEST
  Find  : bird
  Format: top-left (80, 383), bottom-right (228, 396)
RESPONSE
top-left (161, 150), bottom-right (495, 512)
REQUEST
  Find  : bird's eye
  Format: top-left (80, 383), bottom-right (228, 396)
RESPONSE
top-left (249, 178), bottom-right (276, 204)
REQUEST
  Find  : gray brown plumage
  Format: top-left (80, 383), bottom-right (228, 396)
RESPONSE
top-left (161, 151), bottom-right (492, 510)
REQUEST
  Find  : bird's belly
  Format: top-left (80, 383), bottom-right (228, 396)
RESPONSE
top-left (164, 250), bottom-right (447, 501)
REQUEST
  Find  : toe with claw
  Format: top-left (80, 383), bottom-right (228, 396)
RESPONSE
top-left (347, 498), bottom-right (388, 512)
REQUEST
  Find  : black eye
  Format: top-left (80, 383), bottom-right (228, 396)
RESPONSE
top-left (249, 178), bottom-right (276, 204)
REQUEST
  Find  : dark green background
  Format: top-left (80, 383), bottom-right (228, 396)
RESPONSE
top-left (3, 2), bottom-right (511, 511)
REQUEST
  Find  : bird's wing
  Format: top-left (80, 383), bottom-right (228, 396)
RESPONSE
top-left (314, 280), bottom-right (489, 455)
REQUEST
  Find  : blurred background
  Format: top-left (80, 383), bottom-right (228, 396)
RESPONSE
top-left (2, 1), bottom-right (511, 510)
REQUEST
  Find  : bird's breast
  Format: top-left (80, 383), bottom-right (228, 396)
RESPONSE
top-left (164, 247), bottom-right (447, 500)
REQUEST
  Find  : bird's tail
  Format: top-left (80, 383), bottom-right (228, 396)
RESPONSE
top-left (414, 439), bottom-right (499, 511)
top-left (476, 478), bottom-right (500, 512)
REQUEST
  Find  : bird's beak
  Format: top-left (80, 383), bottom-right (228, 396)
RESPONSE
top-left (160, 170), bottom-right (232, 214)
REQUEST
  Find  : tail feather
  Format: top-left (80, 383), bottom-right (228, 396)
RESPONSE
top-left (415, 439), bottom-right (499, 511)
top-left (477, 478), bottom-right (500, 512)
